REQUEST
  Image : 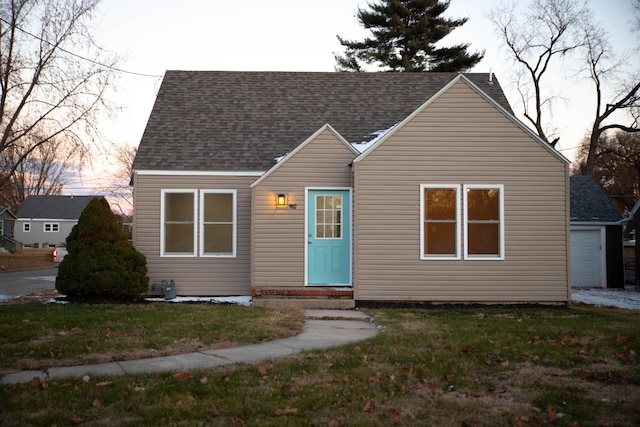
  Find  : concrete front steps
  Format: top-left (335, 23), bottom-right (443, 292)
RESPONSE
top-left (251, 287), bottom-right (355, 309)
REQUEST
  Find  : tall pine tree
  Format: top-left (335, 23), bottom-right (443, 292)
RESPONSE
top-left (335, 0), bottom-right (483, 72)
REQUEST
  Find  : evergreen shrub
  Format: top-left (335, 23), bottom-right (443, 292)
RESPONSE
top-left (55, 197), bottom-right (148, 301)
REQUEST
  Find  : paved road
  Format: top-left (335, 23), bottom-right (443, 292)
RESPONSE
top-left (0, 269), bottom-right (57, 300)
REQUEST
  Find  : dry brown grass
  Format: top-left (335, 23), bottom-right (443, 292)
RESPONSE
top-left (0, 248), bottom-right (54, 272)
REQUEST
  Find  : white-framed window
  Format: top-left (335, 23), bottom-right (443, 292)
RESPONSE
top-left (44, 223), bottom-right (59, 232)
top-left (161, 190), bottom-right (197, 257)
top-left (161, 189), bottom-right (237, 258)
top-left (23, 223), bottom-right (31, 232)
top-left (200, 190), bottom-right (236, 257)
top-left (420, 184), bottom-right (461, 260)
top-left (464, 185), bottom-right (504, 260)
top-left (420, 184), bottom-right (504, 261)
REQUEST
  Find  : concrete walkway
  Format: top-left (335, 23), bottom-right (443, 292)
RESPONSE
top-left (1, 310), bottom-right (379, 385)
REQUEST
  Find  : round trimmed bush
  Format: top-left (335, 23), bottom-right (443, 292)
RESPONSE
top-left (55, 197), bottom-right (148, 301)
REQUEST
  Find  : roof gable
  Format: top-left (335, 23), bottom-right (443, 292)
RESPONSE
top-left (353, 75), bottom-right (569, 164)
top-left (16, 195), bottom-right (100, 220)
top-left (570, 176), bottom-right (622, 223)
top-left (0, 208), bottom-right (16, 220)
top-left (134, 71), bottom-right (513, 173)
top-left (251, 124), bottom-right (358, 188)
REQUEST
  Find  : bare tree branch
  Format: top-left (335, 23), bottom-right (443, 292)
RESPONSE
top-left (490, 0), bottom-right (588, 144)
top-left (581, 9), bottom-right (640, 175)
top-left (0, 0), bottom-right (120, 193)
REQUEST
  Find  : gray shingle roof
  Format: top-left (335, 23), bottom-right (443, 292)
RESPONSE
top-left (134, 71), bottom-right (512, 172)
top-left (0, 208), bottom-right (16, 220)
top-left (16, 195), bottom-right (100, 220)
top-left (570, 176), bottom-right (622, 223)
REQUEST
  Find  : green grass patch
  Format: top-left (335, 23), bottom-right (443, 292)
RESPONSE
top-left (1, 304), bottom-right (639, 426)
top-left (0, 303), bottom-right (304, 372)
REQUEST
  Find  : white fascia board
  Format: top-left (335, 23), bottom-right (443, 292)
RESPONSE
top-left (135, 170), bottom-right (265, 177)
top-left (570, 221), bottom-right (622, 226)
top-left (250, 124), bottom-right (358, 188)
top-left (16, 218), bottom-right (77, 222)
top-left (353, 74), bottom-right (465, 164)
top-left (459, 75), bottom-right (570, 165)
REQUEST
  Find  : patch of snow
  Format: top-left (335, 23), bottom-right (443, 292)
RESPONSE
top-left (274, 153), bottom-right (289, 163)
top-left (352, 123), bottom-right (399, 154)
top-left (0, 295), bottom-right (11, 301)
top-left (144, 296), bottom-right (252, 306)
top-left (571, 286), bottom-right (640, 310)
top-left (27, 276), bottom-right (56, 282)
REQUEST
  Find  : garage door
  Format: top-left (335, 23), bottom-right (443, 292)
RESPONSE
top-left (571, 229), bottom-right (604, 287)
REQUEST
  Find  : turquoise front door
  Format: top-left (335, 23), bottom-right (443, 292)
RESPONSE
top-left (307, 190), bottom-right (351, 286)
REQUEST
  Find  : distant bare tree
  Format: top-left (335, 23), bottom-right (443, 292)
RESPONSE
top-left (491, 0), bottom-right (640, 176)
top-left (579, 12), bottom-right (640, 175)
top-left (573, 132), bottom-right (640, 214)
top-left (490, 0), bottom-right (588, 145)
top-left (0, 0), bottom-right (119, 189)
top-left (0, 137), bottom-right (72, 212)
top-left (98, 142), bottom-right (136, 220)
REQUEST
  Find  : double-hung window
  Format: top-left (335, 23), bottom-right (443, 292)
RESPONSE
top-left (161, 189), bottom-right (236, 257)
top-left (161, 190), bottom-right (197, 256)
top-left (421, 185), bottom-right (461, 260)
top-left (200, 191), bottom-right (236, 257)
top-left (44, 223), bottom-right (59, 232)
top-left (464, 185), bottom-right (504, 259)
top-left (420, 184), bottom-right (504, 260)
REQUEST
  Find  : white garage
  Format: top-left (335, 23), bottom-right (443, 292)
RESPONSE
top-left (570, 227), bottom-right (605, 287)
top-left (570, 176), bottom-right (624, 289)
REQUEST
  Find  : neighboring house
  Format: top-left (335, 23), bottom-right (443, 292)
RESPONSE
top-left (15, 195), bottom-right (100, 247)
top-left (132, 71), bottom-right (570, 305)
top-left (569, 175), bottom-right (624, 288)
top-left (0, 208), bottom-right (16, 237)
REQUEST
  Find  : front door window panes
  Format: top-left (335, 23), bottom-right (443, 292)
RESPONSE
top-left (316, 195), bottom-right (342, 239)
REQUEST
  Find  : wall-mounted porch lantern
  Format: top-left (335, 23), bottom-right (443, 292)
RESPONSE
top-left (276, 193), bottom-right (287, 207)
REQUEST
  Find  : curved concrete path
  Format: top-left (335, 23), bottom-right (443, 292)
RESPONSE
top-left (1, 310), bottom-right (379, 385)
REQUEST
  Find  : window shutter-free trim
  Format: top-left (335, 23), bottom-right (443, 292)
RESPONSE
top-left (420, 184), bottom-right (461, 260)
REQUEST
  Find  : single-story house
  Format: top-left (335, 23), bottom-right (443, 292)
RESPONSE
top-left (15, 195), bottom-right (100, 247)
top-left (132, 71), bottom-right (570, 305)
top-left (569, 175), bottom-right (624, 288)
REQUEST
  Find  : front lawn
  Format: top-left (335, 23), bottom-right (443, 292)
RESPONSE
top-left (0, 303), bottom-right (304, 373)
top-left (1, 303), bottom-right (638, 426)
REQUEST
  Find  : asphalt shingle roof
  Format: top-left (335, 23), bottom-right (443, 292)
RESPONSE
top-left (570, 176), bottom-right (622, 223)
top-left (16, 195), bottom-right (100, 220)
top-left (134, 71), bottom-right (512, 172)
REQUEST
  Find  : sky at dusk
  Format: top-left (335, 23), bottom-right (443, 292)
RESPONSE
top-left (65, 0), bottom-right (638, 195)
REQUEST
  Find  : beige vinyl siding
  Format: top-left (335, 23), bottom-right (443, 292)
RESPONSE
top-left (133, 174), bottom-right (254, 296)
top-left (252, 127), bottom-right (357, 288)
top-left (353, 79), bottom-right (570, 303)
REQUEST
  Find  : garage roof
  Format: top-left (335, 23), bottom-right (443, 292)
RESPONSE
top-left (570, 176), bottom-right (622, 223)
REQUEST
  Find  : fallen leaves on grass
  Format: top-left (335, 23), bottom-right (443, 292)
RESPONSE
top-left (173, 371), bottom-right (193, 380)
top-left (96, 381), bottom-right (113, 387)
top-left (274, 407), bottom-right (298, 415)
